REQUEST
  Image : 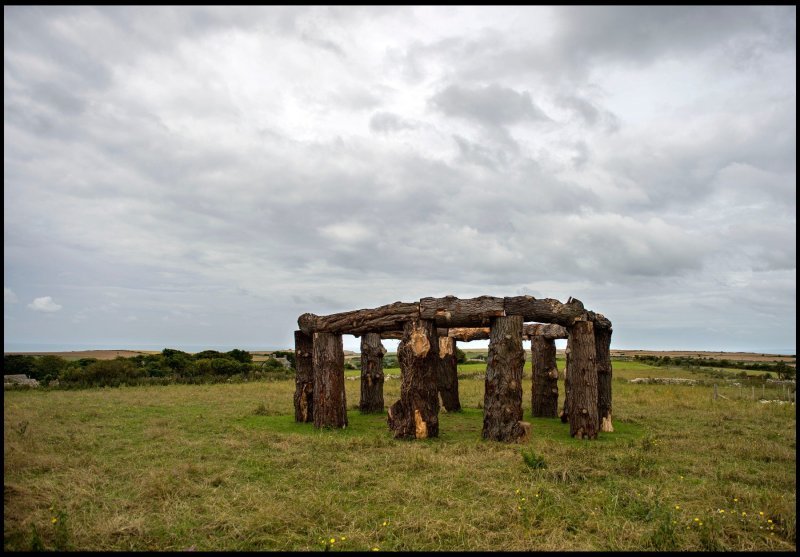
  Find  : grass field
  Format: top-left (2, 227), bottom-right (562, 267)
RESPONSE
top-left (3, 358), bottom-right (796, 551)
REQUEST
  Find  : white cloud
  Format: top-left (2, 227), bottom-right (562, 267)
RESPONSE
top-left (4, 288), bottom-right (19, 304)
top-left (28, 296), bottom-right (63, 313)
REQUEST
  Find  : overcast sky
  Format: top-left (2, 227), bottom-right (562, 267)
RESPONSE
top-left (4, 6), bottom-right (796, 354)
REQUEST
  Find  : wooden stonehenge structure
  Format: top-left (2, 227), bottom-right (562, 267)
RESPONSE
top-left (293, 295), bottom-right (613, 442)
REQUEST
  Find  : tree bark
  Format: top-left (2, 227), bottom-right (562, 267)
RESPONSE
top-left (523, 323), bottom-right (568, 340)
top-left (312, 332), bottom-right (348, 429)
top-left (531, 336), bottom-right (559, 418)
top-left (298, 301), bottom-right (419, 335)
top-left (359, 333), bottom-right (386, 413)
top-left (503, 296), bottom-right (587, 327)
top-left (437, 336), bottom-right (461, 412)
top-left (293, 330), bottom-right (314, 423)
top-left (388, 319), bottom-right (440, 439)
top-left (565, 320), bottom-right (599, 439)
top-left (482, 316), bottom-right (528, 442)
top-left (420, 296), bottom-right (505, 327)
top-left (595, 326), bottom-right (613, 432)
top-left (560, 332), bottom-right (572, 423)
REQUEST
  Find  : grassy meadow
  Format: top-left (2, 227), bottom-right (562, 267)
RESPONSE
top-left (3, 357), bottom-right (796, 551)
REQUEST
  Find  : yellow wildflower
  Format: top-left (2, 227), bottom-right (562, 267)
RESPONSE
top-left (675, 505), bottom-right (680, 510)
top-left (51, 517), bottom-right (58, 524)
top-left (330, 538), bottom-right (335, 544)
top-left (340, 537), bottom-right (346, 541)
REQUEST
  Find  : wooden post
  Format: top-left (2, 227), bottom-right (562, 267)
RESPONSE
top-left (388, 319), bottom-right (440, 439)
top-left (713, 383), bottom-right (718, 401)
top-left (359, 333), bottom-right (386, 413)
top-left (565, 320), bottom-right (599, 440)
top-left (312, 332), bottom-right (347, 429)
top-left (751, 386), bottom-right (755, 401)
top-left (437, 336), bottom-right (461, 412)
top-left (482, 315), bottom-right (528, 442)
top-left (531, 336), bottom-right (559, 418)
top-left (595, 326), bottom-right (613, 432)
top-left (762, 384), bottom-right (765, 400)
top-left (560, 333), bottom-right (573, 423)
top-left (293, 330), bottom-right (314, 423)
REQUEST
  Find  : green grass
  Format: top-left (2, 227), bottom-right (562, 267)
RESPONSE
top-left (3, 359), bottom-right (795, 551)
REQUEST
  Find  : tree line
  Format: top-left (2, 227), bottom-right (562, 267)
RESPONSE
top-left (633, 354), bottom-right (796, 380)
top-left (4, 349), bottom-right (296, 389)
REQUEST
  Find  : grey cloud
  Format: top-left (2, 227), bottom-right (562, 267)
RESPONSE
top-left (369, 112), bottom-right (417, 133)
top-left (557, 95), bottom-right (620, 133)
top-left (429, 83), bottom-right (550, 127)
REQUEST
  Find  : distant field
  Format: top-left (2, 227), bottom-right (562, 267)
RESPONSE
top-left (5, 348), bottom-right (795, 365)
top-left (3, 357), bottom-right (795, 551)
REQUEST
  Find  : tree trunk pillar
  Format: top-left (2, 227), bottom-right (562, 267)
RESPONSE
top-left (293, 330), bottom-right (314, 423)
top-left (437, 336), bottom-right (462, 412)
top-left (312, 332), bottom-right (348, 429)
top-left (596, 326), bottom-right (613, 432)
top-left (565, 320), bottom-right (599, 439)
top-left (531, 336), bottom-right (559, 418)
top-left (359, 333), bottom-right (386, 413)
top-left (560, 332), bottom-right (572, 423)
top-left (483, 315), bottom-right (528, 442)
top-left (388, 319), bottom-right (440, 439)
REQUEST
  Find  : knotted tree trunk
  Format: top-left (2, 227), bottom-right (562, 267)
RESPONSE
top-left (565, 320), bottom-right (598, 439)
top-left (531, 336), bottom-right (559, 418)
top-left (293, 330), bottom-right (314, 423)
top-left (359, 332), bottom-right (386, 413)
top-left (388, 319), bottom-right (440, 439)
top-left (312, 332), bottom-right (348, 429)
top-left (483, 315), bottom-right (529, 442)
top-left (437, 336), bottom-right (461, 412)
top-left (595, 326), bottom-right (613, 432)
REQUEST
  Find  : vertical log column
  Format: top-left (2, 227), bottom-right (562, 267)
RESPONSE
top-left (388, 319), bottom-right (440, 439)
top-left (596, 326), bottom-right (613, 432)
top-left (437, 336), bottom-right (462, 412)
top-left (359, 332), bottom-right (386, 413)
top-left (312, 332), bottom-right (348, 429)
top-left (483, 316), bottom-right (529, 442)
top-left (560, 333), bottom-right (572, 423)
top-left (531, 336), bottom-right (559, 418)
top-left (565, 320), bottom-right (599, 439)
top-left (293, 330), bottom-right (314, 423)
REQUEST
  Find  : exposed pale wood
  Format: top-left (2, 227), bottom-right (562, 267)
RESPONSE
top-left (523, 323), bottom-right (568, 339)
top-left (482, 316), bottom-right (526, 442)
top-left (437, 336), bottom-right (461, 412)
top-left (566, 320), bottom-right (599, 439)
top-left (595, 326), bottom-right (613, 432)
top-left (293, 330), bottom-right (314, 423)
top-left (388, 319), bottom-right (440, 439)
top-left (359, 333), bottom-right (385, 413)
top-left (298, 301), bottom-right (419, 335)
top-left (312, 332), bottom-right (347, 429)
top-left (420, 296), bottom-right (505, 327)
top-left (531, 336), bottom-right (559, 418)
top-left (446, 327), bottom-right (491, 341)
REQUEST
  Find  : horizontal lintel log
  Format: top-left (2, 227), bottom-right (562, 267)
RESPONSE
top-left (298, 301), bottom-right (419, 335)
top-left (522, 323), bottom-right (568, 339)
top-left (419, 295), bottom-right (505, 327)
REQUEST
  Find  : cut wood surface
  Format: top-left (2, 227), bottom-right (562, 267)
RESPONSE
top-left (523, 323), bottom-right (568, 339)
